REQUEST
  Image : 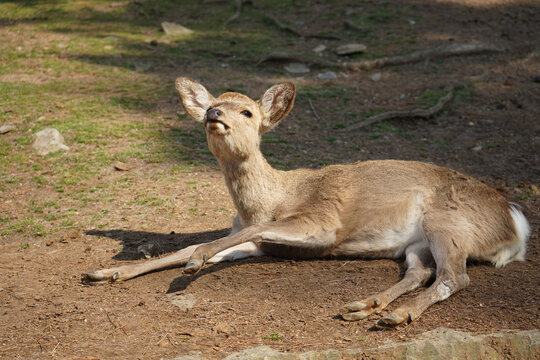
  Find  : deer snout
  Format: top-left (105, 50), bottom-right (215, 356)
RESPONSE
top-left (207, 108), bottom-right (222, 121)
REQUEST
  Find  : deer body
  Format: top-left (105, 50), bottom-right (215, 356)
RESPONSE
top-left (86, 78), bottom-right (530, 327)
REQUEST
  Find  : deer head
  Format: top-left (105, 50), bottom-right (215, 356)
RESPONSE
top-left (175, 77), bottom-right (295, 161)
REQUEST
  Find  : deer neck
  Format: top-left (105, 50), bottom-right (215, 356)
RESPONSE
top-left (218, 151), bottom-right (282, 225)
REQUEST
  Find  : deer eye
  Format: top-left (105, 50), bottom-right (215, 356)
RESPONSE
top-left (241, 110), bottom-right (252, 118)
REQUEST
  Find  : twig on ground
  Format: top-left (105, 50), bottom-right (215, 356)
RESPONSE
top-left (344, 19), bottom-right (367, 32)
top-left (308, 99), bottom-right (321, 121)
top-left (257, 42), bottom-right (503, 71)
top-left (224, 0), bottom-right (244, 26)
top-left (256, 52), bottom-right (338, 67)
top-left (261, 12), bottom-right (303, 36)
top-left (344, 42), bottom-right (504, 71)
top-left (341, 89), bottom-right (454, 131)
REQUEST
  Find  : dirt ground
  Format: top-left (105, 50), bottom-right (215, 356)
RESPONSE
top-left (1, 0), bottom-right (539, 359)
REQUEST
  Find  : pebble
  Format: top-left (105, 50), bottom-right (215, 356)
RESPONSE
top-left (284, 62), bottom-right (310, 74)
top-left (0, 123), bottom-right (16, 135)
top-left (32, 128), bottom-right (69, 156)
top-left (370, 72), bottom-right (382, 82)
top-left (334, 43), bottom-right (367, 55)
top-left (317, 71), bottom-right (337, 80)
top-left (105, 36), bottom-right (119, 41)
top-left (472, 145), bottom-right (482, 152)
top-left (312, 44), bottom-right (326, 53)
top-left (114, 161), bottom-right (131, 171)
top-left (103, 45), bottom-right (113, 50)
top-left (167, 293), bottom-right (196, 312)
top-left (161, 21), bottom-right (194, 36)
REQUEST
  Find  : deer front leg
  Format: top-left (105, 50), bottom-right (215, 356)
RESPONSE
top-left (341, 242), bottom-right (434, 321)
top-left (85, 244), bottom-right (201, 283)
top-left (183, 217), bottom-right (338, 274)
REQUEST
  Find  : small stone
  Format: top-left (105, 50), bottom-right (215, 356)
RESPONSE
top-left (104, 45), bottom-right (113, 50)
top-left (468, 121), bottom-right (475, 126)
top-left (167, 293), bottom-right (196, 312)
top-left (408, 19), bottom-right (416, 25)
top-left (105, 36), bottom-right (119, 41)
top-left (530, 185), bottom-right (539, 195)
top-left (0, 123), bottom-right (15, 135)
top-left (32, 128), bottom-right (69, 156)
top-left (213, 322), bottom-right (234, 336)
top-left (472, 145), bottom-right (482, 152)
top-left (317, 71), bottom-right (337, 80)
top-left (334, 43), bottom-right (367, 55)
top-left (57, 43), bottom-right (67, 49)
top-left (312, 44), bottom-right (326, 53)
top-left (161, 21), bottom-right (194, 36)
top-left (370, 72), bottom-right (382, 82)
top-left (114, 161), bottom-right (131, 171)
top-left (533, 75), bottom-right (540, 83)
top-left (284, 62), bottom-right (310, 74)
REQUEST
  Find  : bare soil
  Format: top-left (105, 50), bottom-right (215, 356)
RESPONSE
top-left (1, 1), bottom-right (539, 359)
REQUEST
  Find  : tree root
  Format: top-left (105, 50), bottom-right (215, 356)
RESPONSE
top-left (341, 88), bottom-right (455, 131)
top-left (257, 42), bottom-right (504, 70)
top-left (344, 42), bottom-right (504, 71)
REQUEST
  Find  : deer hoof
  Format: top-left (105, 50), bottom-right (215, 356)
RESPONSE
top-left (83, 270), bottom-right (117, 284)
top-left (342, 310), bottom-right (372, 321)
top-left (340, 301), bottom-right (367, 313)
top-left (183, 259), bottom-right (204, 275)
top-left (378, 312), bottom-right (406, 327)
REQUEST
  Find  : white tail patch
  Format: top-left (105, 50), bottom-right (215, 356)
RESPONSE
top-left (490, 205), bottom-right (530, 268)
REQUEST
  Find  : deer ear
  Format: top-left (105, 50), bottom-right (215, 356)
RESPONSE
top-left (175, 77), bottom-right (215, 122)
top-left (258, 82), bottom-right (295, 133)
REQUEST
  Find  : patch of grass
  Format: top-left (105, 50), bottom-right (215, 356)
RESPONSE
top-left (263, 332), bottom-right (283, 341)
top-left (18, 242), bottom-right (30, 251)
top-left (9, 218), bottom-right (46, 237)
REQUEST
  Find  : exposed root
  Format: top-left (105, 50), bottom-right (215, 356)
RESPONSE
top-left (344, 19), bottom-right (367, 33)
top-left (256, 52), bottom-right (338, 67)
top-left (344, 42), bottom-right (504, 71)
top-left (224, 0), bottom-right (247, 26)
top-left (342, 89), bottom-right (454, 131)
top-left (257, 42), bottom-right (503, 71)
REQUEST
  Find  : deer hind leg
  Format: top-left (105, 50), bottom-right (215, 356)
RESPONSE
top-left (341, 242), bottom-right (434, 321)
top-left (378, 230), bottom-right (470, 327)
top-left (84, 242), bottom-right (262, 284)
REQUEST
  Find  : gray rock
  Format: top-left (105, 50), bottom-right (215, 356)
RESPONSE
top-left (32, 128), bottom-right (69, 156)
top-left (167, 293), bottom-right (196, 312)
top-left (370, 72), bottom-right (382, 82)
top-left (223, 346), bottom-right (282, 360)
top-left (284, 63), bottom-right (310, 74)
top-left (161, 22), bottom-right (194, 36)
top-left (317, 71), bottom-right (337, 80)
top-left (312, 44), bottom-right (326, 53)
top-left (218, 328), bottom-right (540, 360)
top-left (334, 43), bottom-right (367, 55)
top-left (105, 36), bottom-right (120, 41)
top-left (0, 123), bottom-right (16, 134)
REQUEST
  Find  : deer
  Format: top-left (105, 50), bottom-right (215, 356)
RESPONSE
top-left (85, 77), bottom-right (530, 327)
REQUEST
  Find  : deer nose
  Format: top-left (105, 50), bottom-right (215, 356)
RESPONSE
top-left (207, 108), bottom-right (222, 121)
